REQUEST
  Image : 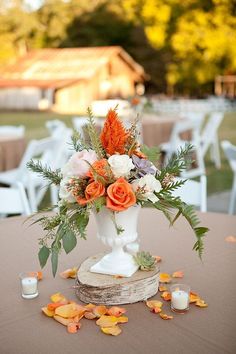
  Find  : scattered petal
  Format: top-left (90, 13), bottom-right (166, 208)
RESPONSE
top-left (107, 306), bottom-right (126, 317)
top-left (84, 311), bottom-right (97, 320)
top-left (189, 291), bottom-right (200, 303)
top-left (195, 299), bottom-right (208, 308)
top-left (42, 307), bottom-right (54, 317)
top-left (146, 300), bottom-right (163, 309)
top-left (47, 302), bottom-right (68, 311)
top-left (159, 313), bottom-right (173, 320)
top-left (159, 273), bottom-right (171, 283)
top-left (154, 256), bottom-right (162, 263)
top-left (60, 267), bottom-right (78, 279)
top-left (55, 304), bottom-right (85, 319)
top-left (96, 315), bottom-right (118, 327)
top-left (172, 271), bottom-right (184, 278)
top-left (116, 316), bottom-right (128, 324)
top-left (85, 303), bottom-right (96, 310)
top-left (161, 291), bottom-right (171, 301)
top-left (151, 307), bottom-right (162, 314)
top-left (225, 236), bottom-right (236, 243)
top-left (54, 315), bottom-right (73, 326)
top-left (67, 322), bottom-right (81, 333)
top-left (159, 285), bottom-right (168, 292)
top-left (92, 305), bottom-right (107, 318)
top-left (50, 293), bottom-right (67, 303)
top-left (101, 325), bottom-right (122, 336)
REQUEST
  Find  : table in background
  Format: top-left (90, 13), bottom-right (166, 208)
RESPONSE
top-left (0, 209), bottom-right (235, 354)
top-left (142, 113), bottom-right (184, 146)
top-left (0, 136), bottom-right (26, 171)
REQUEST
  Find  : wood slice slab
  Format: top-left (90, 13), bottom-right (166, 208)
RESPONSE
top-left (75, 253), bottom-right (159, 305)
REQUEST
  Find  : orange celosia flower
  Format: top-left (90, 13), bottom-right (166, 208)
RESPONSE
top-left (100, 109), bottom-right (129, 155)
top-left (87, 159), bottom-right (112, 181)
top-left (76, 181), bottom-right (105, 206)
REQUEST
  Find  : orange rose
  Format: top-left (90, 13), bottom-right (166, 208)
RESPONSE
top-left (106, 177), bottom-right (136, 211)
top-left (87, 159), bottom-right (112, 181)
top-left (76, 181), bottom-right (105, 206)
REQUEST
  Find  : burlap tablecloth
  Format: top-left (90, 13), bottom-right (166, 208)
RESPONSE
top-left (0, 209), bottom-right (235, 354)
top-left (0, 136), bottom-right (26, 171)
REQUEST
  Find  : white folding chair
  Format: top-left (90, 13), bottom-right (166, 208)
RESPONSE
top-left (0, 182), bottom-right (31, 217)
top-left (173, 175), bottom-right (207, 212)
top-left (161, 119), bottom-right (205, 178)
top-left (72, 117), bottom-right (89, 140)
top-left (221, 140), bottom-right (236, 214)
top-left (45, 120), bottom-right (67, 137)
top-left (0, 136), bottom-right (61, 212)
top-left (200, 112), bottom-right (224, 169)
top-left (0, 125), bottom-right (25, 137)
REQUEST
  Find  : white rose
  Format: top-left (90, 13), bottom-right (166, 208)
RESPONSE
top-left (132, 174), bottom-right (161, 203)
top-left (62, 149), bottom-right (97, 178)
top-left (59, 176), bottom-right (76, 203)
top-left (108, 154), bottom-right (134, 178)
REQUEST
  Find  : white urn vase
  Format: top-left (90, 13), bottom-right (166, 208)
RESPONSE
top-left (90, 205), bottom-right (140, 277)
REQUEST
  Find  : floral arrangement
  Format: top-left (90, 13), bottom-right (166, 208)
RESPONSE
top-left (28, 108), bottom-right (208, 276)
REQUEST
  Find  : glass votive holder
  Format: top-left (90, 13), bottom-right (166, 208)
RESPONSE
top-left (19, 272), bottom-right (39, 299)
top-left (170, 284), bottom-right (190, 314)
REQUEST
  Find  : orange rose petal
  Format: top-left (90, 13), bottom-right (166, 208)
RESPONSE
top-left (117, 316), bottom-right (128, 324)
top-left (96, 315), bottom-right (118, 327)
top-left (50, 293), bottom-right (67, 303)
top-left (85, 303), bottom-right (96, 310)
top-left (60, 267), bottom-right (78, 279)
top-left (225, 236), bottom-right (236, 243)
top-left (159, 273), bottom-right (171, 283)
top-left (161, 291), bottom-right (171, 301)
top-left (159, 285), bottom-right (168, 292)
top-left (67, 322), bottom-right (81, 334)
top-left (159, 313), bottom-right (173, 320)
top-left (146, 300), bottom-right (163, 309)
top-left (42, 307), bottom-right (55, 317)
top-left (84, 311), bottom-right (97, 320)
top-left (101, 325), bottom-right (122, 336)
top-left (172, 271), bottom-right (184, 278)
top-left (107, 306), bottom-right (126, 317)
top-left (151, 307), bottom-right (162, 314)
top-left (54, 315), bottom-right (73, 326)
top-left (92, 305), bottom-right (107, 318)
top-left (55, 304), bottom-right (85, 319)
top-left (47, 301), bottom-right (68, 311)
top-left (195, 299), bottom-right (208, 308)
top-left (190, 291), bottom-right (200, 303)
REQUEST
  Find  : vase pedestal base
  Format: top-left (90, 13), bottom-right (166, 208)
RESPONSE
top-left (75, 253), bottom-right (160, 305)
top-left (90, 252), bottom-right (139, 277)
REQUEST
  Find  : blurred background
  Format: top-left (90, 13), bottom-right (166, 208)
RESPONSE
top-left (0, 0), bottom-right (236, 215)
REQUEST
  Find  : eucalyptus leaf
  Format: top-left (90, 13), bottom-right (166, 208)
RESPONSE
top-left (51, 249), bottom-right (58, 277)
top-left (38, 246), bottom-right (50, 268)
top-left (62, 230), bottom-right (77, 254)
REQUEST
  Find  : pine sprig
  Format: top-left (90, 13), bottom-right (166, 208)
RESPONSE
top-left (70, 129), bottom-right (90, 152)
top-left (86, 107), bottom-right (105, 159)
top-left (27, 159), bottom-right (62, 185)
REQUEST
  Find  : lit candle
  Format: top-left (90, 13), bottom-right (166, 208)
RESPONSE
top-left (20, 273), bottom-right (38, 299)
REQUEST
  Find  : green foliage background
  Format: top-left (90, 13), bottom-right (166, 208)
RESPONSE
top-left (0, 0), bottom-right (236, 95)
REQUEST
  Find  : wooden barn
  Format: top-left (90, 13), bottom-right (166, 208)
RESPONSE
top-left (0, 47), bottom-right (146, 113)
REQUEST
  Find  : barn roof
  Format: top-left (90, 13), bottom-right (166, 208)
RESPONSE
top-left (0, 47), bottom-right (146, 88)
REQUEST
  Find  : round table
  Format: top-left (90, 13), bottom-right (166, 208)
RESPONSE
top-left (0, 135), bottom-right (26, 171)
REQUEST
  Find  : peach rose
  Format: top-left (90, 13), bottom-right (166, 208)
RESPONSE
top-left (76, 181), bottom-right (105, 206)
top-left (87, 159), bottom-right (112, 181)
top-left (106, 177), bottom-right (136, 211)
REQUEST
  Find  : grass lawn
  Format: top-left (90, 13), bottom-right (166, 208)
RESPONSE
top-left (0, 110), bottom-right (235, 196)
